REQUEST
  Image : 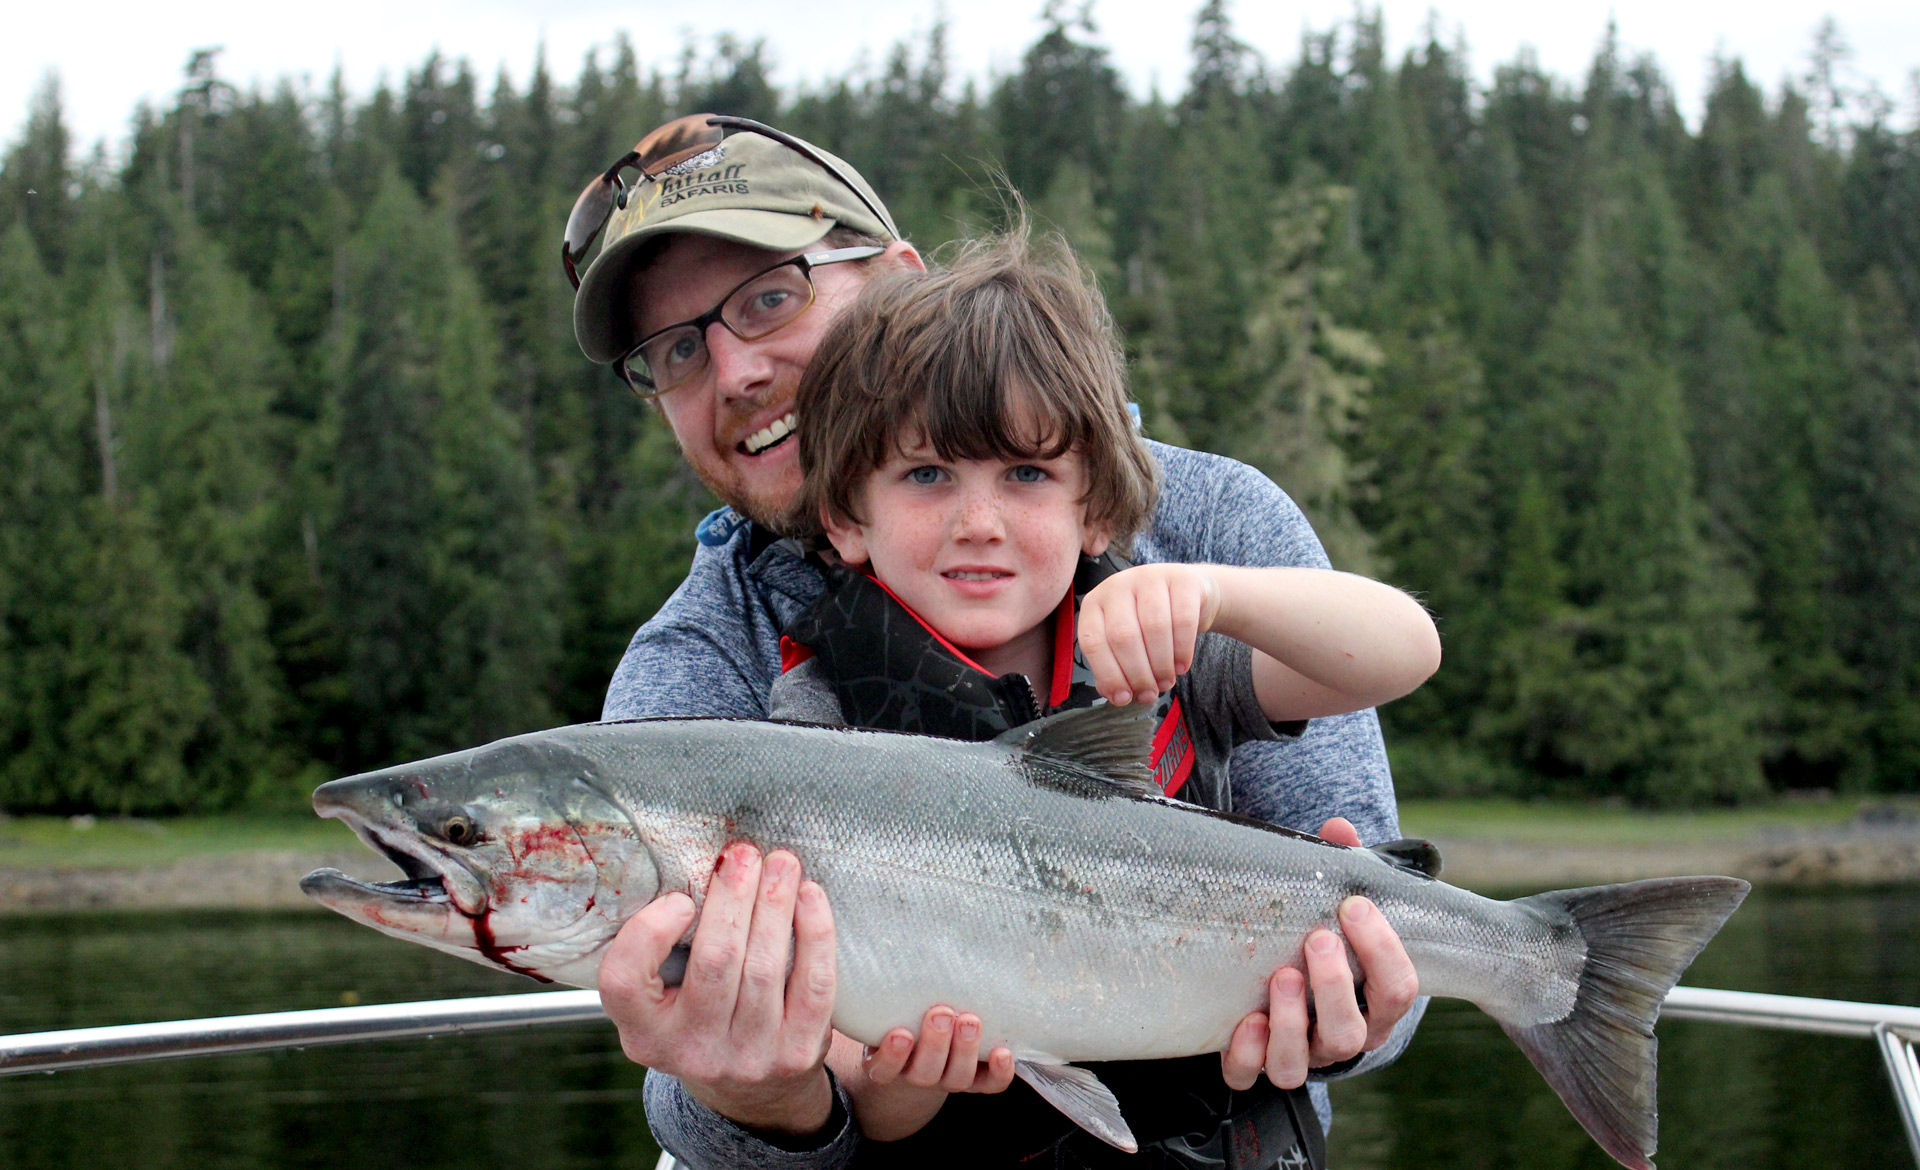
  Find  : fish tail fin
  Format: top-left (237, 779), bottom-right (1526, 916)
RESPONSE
top-left (1502, 876), bottom-right (1749, 1170)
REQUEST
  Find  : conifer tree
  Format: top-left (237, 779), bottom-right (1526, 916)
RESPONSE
top-left (1221, 186), bottom-right (1379, 572)
top-left (993, 3), bottom-right (1129, 203)
top-left (0, 223), bottom-right (88, 808)
top-left (1512, 225), bottom-right (1765, 802)
top-left (123, 205), bottom-right (291, 804)
top-left (1828, 270), bottom-right (1920, 788)
top-left (59, 220), bottom-right (212, 813)
top-left (323, 172), bottom-right (557, 768)
top-left (0, 79), bottom-right (73, 272)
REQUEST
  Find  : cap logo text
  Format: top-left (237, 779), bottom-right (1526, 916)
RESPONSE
top-left (657, 164), bottom-right (750, 209)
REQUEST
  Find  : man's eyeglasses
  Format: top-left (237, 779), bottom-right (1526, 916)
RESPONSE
top-left (561, 113), bottom-right (898, 290)
top-left (615, 245), bottom-right (884, 397)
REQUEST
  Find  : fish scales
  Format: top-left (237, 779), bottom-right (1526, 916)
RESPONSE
top-left (595, 718), bottom-right (1575, 1057)
top-left (302, 706), bottom-right (1748, 1169)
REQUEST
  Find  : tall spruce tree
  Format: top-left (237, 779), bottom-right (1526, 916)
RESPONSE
top-left (1503, 224), bottom-right (1765, 802)
top-left (0, 222), bottom-right (90, 809)
top-left (59, 210), bottom-right (212, 813)
top-left (323, 172), bottom-right (557, 768)
top-left (124, 205), bottom-right (291, 804)
top-left (1829, 270), bottom-right (1920, 789)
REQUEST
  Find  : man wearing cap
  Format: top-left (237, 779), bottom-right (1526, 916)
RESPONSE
top-left (564, 115), bottom-right (1424, 1169)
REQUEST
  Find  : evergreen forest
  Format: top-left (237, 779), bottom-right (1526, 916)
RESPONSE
top-left (3, 5), bottom-right (1919, 813)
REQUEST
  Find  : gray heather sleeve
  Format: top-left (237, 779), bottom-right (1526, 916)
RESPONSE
top-left (644, 1068), bottom-right (860, 1170)
top-left (1149, 445), bottom-right (1424, 1084)
top-left (607, 621), bottom-right (770, 719)
top-left (769, 657), bottom-right (847, 724)
top-left (1177, 632), bottom-right (1306, 759)
top-left (1154, 449), bottom-right (1400, 843)
top-left (602, 543), bottom-right (783, 721)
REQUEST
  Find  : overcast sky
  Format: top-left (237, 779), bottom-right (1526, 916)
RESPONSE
top-left (8, 1), bottom-right (1917, 159)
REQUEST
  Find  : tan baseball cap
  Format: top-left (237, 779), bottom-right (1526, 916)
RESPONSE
top-left (572, 127), bottom-right (897, 364)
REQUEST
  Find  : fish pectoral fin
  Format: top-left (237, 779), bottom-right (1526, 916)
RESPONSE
top-left (1013, 1057), bottom-right (1138, 1154)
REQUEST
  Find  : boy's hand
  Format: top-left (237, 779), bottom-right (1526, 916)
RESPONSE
top-left (834, 1006), bottom-right (1016, 1142)
top-left (1078, 564), bottom-right (1222, 706)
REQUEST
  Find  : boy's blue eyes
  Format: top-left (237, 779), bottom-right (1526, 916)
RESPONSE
top-left (902, 464), bottom-right (1049, 484)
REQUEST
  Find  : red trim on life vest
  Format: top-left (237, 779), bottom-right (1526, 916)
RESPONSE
top-left (1162, 744), bottom-right (1194, 797)
top-left (1048, 591), bottom-right (1076, 709)
top-left (862, 573), bottom-right (1000, 677)
top-left (1149, 696), bottom-right (1195, 797)
top-left (779, 636), bottom-right (815, 674)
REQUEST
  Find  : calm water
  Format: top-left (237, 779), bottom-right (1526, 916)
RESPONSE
top-left (1, 886), bottom-right (1915, 1169)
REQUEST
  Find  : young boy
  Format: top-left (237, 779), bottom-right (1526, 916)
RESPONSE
top-left (772, 228), bottom-right (1441, 1167)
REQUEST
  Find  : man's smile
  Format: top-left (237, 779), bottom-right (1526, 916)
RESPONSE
top-left (739, 411), bottom-right (797, 456)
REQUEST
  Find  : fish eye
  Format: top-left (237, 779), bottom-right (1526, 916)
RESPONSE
top-left (441, 814), bottom-right (479, 846)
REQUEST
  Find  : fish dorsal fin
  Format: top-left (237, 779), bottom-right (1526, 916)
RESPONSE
top-left (995, 704), bottom-right (1159, 798)
top-left (1013, 1057), bottom-right (1139, 1153)
top-left (1370, 837), bottom-right (1443, 879)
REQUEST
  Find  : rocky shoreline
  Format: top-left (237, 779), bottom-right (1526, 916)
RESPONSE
top-left (1425, 825), bottom-right (1920, 890)
top-left (1, 821), bottom-right (1916, 913)
top-left (0, 849), bottom-right (392, 914)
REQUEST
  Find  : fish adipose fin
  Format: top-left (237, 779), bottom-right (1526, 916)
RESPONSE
top-left (1370, 837), bottom-right (1443, 878)
top-left (997, 704), bottom-right (1159, 798)
top-left (1503, 876), bottom-right (1750, 1170)
top-left (1013, 1057), bottom-right (1139, 1153)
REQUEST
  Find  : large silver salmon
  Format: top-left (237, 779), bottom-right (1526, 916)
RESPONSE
top-left (301, 705), bottom-right (1747, 1169)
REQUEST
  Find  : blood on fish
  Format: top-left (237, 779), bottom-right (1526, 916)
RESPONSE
top-left (472, 910), bottom-right (552, 983)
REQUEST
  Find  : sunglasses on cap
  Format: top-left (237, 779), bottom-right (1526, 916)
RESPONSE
top-left (561, 113), bottom-right (899, 289)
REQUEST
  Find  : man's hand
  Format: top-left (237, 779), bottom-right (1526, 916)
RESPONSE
top-left (1220, 817), bottom-right (1421, 1091)
top-left (831, 1006), bottom-right (1017, 1142)
top-left (598, 844), bottom-right (840, 1137)
top-left (1078, 564), bottom-right (1222, 707)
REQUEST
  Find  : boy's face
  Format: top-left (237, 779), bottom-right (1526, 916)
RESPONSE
top-left (824, 435), bottom-right (1112, 661)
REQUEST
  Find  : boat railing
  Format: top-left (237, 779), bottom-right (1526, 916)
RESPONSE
top-left (3, 985), bottom-right (1918, 1165)
top-left (1659, 986), bottom-right (1920, 1164)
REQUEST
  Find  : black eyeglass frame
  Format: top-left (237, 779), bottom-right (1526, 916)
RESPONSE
top-left (561, 114), bottom-right (900, 290)
top-left (614, 244), bottom-right (886, 398)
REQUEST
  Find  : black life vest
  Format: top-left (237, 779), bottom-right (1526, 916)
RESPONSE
top-left (781, 550), bottom-right (1199, 799)
top-left (777, 553), bottom-right (1324, 1170)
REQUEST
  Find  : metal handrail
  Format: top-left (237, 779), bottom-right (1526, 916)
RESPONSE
top-left (4, 985), bottom-right (1918, 1164)
top-left (1654, 986), bottom-right (1920, 1165)
top-left (0, 989), bottom-right (607, 1075)
top-left (1878, 1023), bottom-right (1920, 1166)
top-left (1662, 985), bottom-right (1920, 1041)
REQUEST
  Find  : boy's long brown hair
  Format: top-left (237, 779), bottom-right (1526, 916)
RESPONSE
top-left (789, 225), bottom-right (1159, 546)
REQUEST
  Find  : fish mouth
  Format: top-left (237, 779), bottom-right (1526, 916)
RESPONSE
top-left (304, 807), bottom-right (490, 918)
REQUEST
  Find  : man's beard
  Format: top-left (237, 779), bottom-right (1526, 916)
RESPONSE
top-left (678, 442), bottom-right (799, 535)
top-left (705, 473), bottom-right (794, 533)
